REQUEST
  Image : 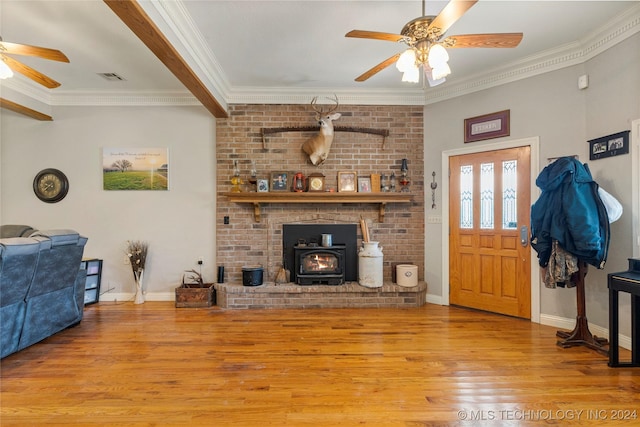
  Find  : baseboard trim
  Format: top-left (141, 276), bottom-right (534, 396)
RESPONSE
top-left (96, 292), bottom-right (175, 303)
top-left (426, 293), bottom-right (444, 305)
top-left (540, 314), bottom-right (631, 351)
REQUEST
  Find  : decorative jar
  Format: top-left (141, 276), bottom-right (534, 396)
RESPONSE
top-left (358, 241), bottom-right (384, 288)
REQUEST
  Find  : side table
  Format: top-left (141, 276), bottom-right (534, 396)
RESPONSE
top-left (608, 258), bottom-right (640, 367)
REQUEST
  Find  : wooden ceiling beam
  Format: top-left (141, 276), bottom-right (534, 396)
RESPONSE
top-left (104, 0), bottom-right (228, 118)
top-left (1, 98), bottom-right (53, 121)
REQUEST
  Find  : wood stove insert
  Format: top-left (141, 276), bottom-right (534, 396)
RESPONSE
top-left (283, 224), bottom-right (358, 284)
top-left (295, 244), bottom-right (346, 285)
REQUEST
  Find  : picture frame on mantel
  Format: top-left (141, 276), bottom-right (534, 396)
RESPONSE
top-left (257, 179), bottom-right (269, 192)
top-left (338, 172), bottom-right (357, 192)
top-left (357, 176), bottom-right (372, 193)
top-left (270, 171), bottom-right (290, 192)
top-left (588, 130), bottom-right (630, 160)
top-left (464, 110), bottom-right (510, 143)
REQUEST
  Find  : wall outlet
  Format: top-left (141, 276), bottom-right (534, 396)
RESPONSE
top-left (198, 256), bottom-right (204, 265)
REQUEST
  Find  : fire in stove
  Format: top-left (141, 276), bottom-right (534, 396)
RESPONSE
top-left (295, 245), bottom-right (345, 285)
top-left (303, 253), bottom-right (339, 272)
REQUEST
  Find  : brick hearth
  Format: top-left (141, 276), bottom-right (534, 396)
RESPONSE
top-left (214, 281), bottom-right (427, 309)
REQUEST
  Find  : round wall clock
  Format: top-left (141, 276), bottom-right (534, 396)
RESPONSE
top-left (33, 168), bottom-right (69, 203)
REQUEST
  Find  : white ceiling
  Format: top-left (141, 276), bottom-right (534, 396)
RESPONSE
top-left (1, 0), bottom-right (639, 113)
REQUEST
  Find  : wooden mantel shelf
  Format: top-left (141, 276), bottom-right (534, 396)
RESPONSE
top-left (223, 192), bottom-right (412, 223)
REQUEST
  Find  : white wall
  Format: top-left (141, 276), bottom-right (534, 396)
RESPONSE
top-left (424, 33), bottom-right (640, 338)
top-left (579, 34), bottom-right (640, 330)
top-left (1, 105), bottom-right (217, 301)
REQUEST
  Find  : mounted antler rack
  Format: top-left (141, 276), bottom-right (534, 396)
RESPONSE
top-left (260, 126), bottom-right (390, 149)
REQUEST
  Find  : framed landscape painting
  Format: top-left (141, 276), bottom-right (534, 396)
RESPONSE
top-left (103, 148), bottom-right (169, 190)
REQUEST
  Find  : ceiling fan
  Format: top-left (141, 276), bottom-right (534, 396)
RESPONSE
top-left (345, 0), bottom-right (523, 86)
top-left (0, 37), bottom-right (69, 88)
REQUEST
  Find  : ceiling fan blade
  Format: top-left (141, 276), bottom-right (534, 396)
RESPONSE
top-left (355, 53), bottom-right (402, 82)
top-left (0, 41), bottom-right (69, 62)
top-left (443, 33), bottom-right (523, 48)
top-left (345, 30), bottom-right (406, 43)
top-left (428, 0), bottom-right (478, 37)
top-left (1, 55), bottom-right (61, 88)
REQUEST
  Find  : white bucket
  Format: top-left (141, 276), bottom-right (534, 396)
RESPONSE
top-left (396, 264), bottom-right (418, 287)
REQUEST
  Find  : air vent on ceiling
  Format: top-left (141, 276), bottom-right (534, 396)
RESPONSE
top-left (97, 72), bottom-right (126, 81)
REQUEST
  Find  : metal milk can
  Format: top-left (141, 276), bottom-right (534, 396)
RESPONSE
top-left (358, 241), bottom-right (384, 288)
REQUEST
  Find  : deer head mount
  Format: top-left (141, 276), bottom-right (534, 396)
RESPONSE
top-left (301, 95), bottom-right (341, 166)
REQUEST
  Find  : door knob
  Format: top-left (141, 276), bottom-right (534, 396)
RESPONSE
top-left (520, 225), bottom-right (529, 247)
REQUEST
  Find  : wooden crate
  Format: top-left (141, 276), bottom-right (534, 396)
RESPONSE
top-left (175, 283), bottom-right (215, 308)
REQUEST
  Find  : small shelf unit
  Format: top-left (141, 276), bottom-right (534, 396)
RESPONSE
top-left (81, 258), bottom-right (102, 305)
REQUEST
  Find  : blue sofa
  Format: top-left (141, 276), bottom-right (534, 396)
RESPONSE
top-left (0, 224), bottom-right (35, 238)
top-left (0, 228), bottom-right (88, 358)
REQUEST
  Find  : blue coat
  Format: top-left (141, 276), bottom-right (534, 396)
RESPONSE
top-left (530, 157), bottom-right (609, 269)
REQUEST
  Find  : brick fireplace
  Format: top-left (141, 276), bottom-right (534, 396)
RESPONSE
top-left (215, 103), bottom-right (425, 307)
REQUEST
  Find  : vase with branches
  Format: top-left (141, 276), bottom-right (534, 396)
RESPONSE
top-left (127, 240), bottom-right (148, 304)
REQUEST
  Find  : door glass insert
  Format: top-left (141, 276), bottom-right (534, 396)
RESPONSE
top-left (480, 162), bottom-right (494, 229)
top-left (502, 160), bottom-right (517, 229)
top-left (460, 165), bottom-right (473, 229)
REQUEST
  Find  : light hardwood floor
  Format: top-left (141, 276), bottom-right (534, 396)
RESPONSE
top-left (1, 302), bottom-right (638, 426)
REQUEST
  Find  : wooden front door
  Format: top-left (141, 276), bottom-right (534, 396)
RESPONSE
top-left (449, 146), bottom-right (531, 318)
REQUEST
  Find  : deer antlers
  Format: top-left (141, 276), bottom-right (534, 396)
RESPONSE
top-left (310, 94), bottom-right (339, 118)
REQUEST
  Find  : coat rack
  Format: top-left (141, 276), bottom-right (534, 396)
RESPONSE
top-left (556, 260), bottom-right (609, 356)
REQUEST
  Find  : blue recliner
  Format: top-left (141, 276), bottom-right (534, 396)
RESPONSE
top-left (0, 229), bottom-right (88, 358)
top-left (0, 237), bottom-right (43, 358)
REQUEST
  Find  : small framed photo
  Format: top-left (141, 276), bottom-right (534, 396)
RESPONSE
top-left (338, 172), bottom-right (357, 192)
top-left (257, 178), bottom-right (269, 192)
top-left (357, 176), bottom-right (372, 193)
top-left (270, 171), bottom-right (290, 191)
top-left (588, 130), bottom-right (630, 160)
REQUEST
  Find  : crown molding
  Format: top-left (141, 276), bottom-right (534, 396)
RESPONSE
top-left (51, 90), bottom-right (201, 107)
top-left (1, 78), bottom-right (53, 105)
top-left (225, 87), bottom-right (426, 106)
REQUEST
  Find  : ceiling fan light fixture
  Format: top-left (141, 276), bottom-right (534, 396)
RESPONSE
top-left (396, 48), bottom-right (416, 72)
top-left (402, 65), bottom-right (420, 83)
top-left (431, 62), bottom-right (451, 80)
top-left (0, 58), bottom-right (13, 79)
top-left (424, 66), bottom-right (446, 87)
top-left (427, 43), bottom-right (449, 69)
top-left (346, 0), bottom-right (523, 85)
